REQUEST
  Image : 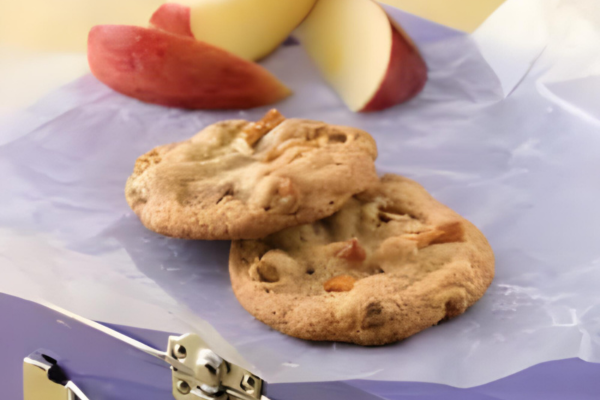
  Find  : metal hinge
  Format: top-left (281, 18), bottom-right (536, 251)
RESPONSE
top-left (168, 334), bottom-right (264, 400)
top-left (24, 352), bottom-right (90, 400)
top-left (39, 304), bottom-right (269, 400)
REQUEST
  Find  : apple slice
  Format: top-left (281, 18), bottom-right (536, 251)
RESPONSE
top-left (88, 25), bottom-right (291, 109)
top-left (150, 3), bottom-right (193, 38)
top-left (295, 0), bottom-right (427, 112)
top-left (158, 0), bottom-right (317, 61)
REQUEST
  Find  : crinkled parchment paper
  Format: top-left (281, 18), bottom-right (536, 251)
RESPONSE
top-left (1, 0), bottom-right (600, 388)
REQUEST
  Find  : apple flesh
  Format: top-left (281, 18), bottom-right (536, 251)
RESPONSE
top-left (295, 0), bottom-right (427, 112)
top-left (87, 25), bottom-right (291, 109)
top-left (166, 0), bottom-right (317, 61)
top-left (150, 3), bottom-right (193, 38)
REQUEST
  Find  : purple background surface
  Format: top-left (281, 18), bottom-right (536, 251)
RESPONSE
top-left (2, 293), bottom-right (599, 400)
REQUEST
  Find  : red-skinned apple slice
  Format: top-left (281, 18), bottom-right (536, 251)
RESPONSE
top-left (88, 25), bottom-right (291, 109)
top-left (150, 3), bottom-right (193, 38)
top-left (295, 0), bottom-right (427, 112)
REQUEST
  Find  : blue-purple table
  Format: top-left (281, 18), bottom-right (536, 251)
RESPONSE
top-left (2, 293), bottom-right (598, 400)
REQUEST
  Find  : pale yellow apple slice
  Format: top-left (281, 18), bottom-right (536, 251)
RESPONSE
top-left (295, 0), bottom-right (427, 112)
top-left (169, 0), bottom-right (318, 61)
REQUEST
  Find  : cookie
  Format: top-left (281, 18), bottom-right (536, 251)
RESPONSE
top-left (229, 174), bottom-right (494, 345)
top-left (125, 110), bottom-right (378, 240)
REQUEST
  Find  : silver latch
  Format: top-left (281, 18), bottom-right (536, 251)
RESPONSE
top-left (24, 352), bottom-right (90, 400)
top-left (168, 334), bottom-right (263, 400)
top-left (43, 303), bottom-right (268, 400)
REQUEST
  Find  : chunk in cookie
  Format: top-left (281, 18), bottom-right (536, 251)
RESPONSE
top-left (125, 110), bottom-right (378, 239)
top-left (229, 174), bottom-right (494, 345)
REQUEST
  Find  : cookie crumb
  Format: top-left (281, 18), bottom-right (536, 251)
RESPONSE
top-left (324, 275), bottom-right (357, 292)
top-left (256, 262), bottom-right (280, 283)
top-left (335, 238), bottom-right (366, 262)
top-left (242, 109), bottom-right (286, 146)
top-left (133, 148), bottom-right (162, 176)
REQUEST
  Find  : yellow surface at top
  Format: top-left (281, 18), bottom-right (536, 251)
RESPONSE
top-left (379, 0), bottom-right (505, 32)
top-left (0, 0), bottom-right (164, 51)
top-left (0, 0), bottom-right (504, 51)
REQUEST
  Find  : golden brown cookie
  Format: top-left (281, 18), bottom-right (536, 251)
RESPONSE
top-left (229, 174), bottom-right (494, 345)
top-left (125, 110), bottom-right (378, 240)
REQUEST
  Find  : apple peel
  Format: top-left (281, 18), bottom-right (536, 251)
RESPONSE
top-left (150, 3), bottom-right (194, 38)
top-left (87, 25), bottom-right (291, 110)
top-left (360, 21), bottom-right (428, 112)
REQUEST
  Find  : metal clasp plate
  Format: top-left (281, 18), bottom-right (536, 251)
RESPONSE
top-left (168, 334), bottom-right (263, 400)
top-left (23, 352), bottom-right (89, 400)
top-left (43, 303), bottom-right (268, 400)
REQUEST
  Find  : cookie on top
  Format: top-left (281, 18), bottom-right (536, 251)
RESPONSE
top-left (126, 110), bottom-right (379, 240)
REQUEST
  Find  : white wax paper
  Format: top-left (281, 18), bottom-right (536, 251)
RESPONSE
top-left (2, 0), bottom-right (600, 388)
